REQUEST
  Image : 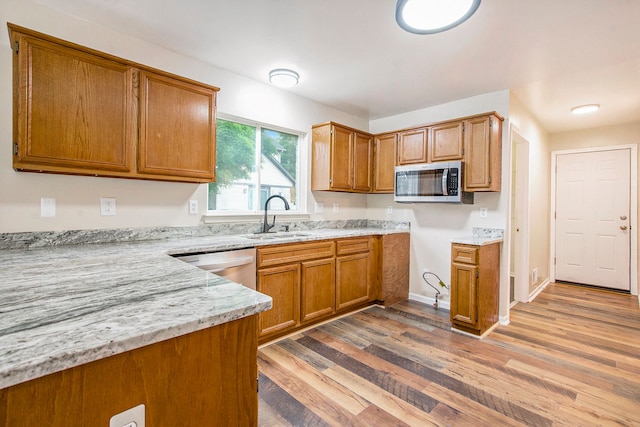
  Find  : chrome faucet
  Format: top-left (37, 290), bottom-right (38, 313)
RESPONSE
top-left (261, 194), bottom-right (290, 233)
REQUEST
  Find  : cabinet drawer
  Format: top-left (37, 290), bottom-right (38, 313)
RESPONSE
top-left (452, 245), bottom-right (478, 265)
top-left (258, 241), bottom-right (335, 267)
top-left (336, 237), bottom-right (372, 256)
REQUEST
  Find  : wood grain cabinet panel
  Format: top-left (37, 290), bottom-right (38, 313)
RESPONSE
top-left (372, 133), bottom-right (397, 193)
top-left (450, 242), bottom-right (501, 337)
top-left (429, 120), bottom-right (464, 162)
top-left (353, 132), bottom-right (373, 192)
top-left (138, 71), bottom-right (216, 181)
top-left (398, 127), bottom-right (428, 165)
top-left (464, 114), bottom-right (502, 191)
top-left (257, 263), bottom-right (300, 337)
top-left (300, 258), bottom-right (336, 324)
top-left (11, 30), bottom-right (136, 175)
top-left (379, 233), bottom-right (410, 306)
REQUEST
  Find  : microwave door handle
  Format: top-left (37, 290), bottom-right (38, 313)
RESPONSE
top-left (442, 169), bottom-right (449, 196)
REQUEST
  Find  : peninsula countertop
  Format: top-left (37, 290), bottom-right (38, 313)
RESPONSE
top-left (0, 226), bottom-right (408, 389)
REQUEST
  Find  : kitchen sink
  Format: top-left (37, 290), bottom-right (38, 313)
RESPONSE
top-left (242, 232), bottom-right (312, 240)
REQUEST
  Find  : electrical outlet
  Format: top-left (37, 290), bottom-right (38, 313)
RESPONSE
top-left (387, 205), bottom-right (393, 214)
top-left (40, 198), bottom-right (56, 217)
top-left (109, 404), bottom-right (145, 427)
top-left (315, 202), bottom-right (324, 213)
top-left (100, 198), bottom-right (116, 216)
top-left (332, 203), bottom-right (339, 213)
top-left (531, 268), bottom-right (538, 284)
top-left (189, 199), bottom-right (198, 215)
top-left (479, 207), bottom-right (488, 218)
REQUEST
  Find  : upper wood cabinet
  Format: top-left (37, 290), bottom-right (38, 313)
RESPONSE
top-left (429, 120), bottom-right (464, 162)
top-left (372, 133), bottom-right (397, 193)
top-left (311, 122), bottom-right (372, 193)
top-left (398, 127), bottom-right (428, 165)
top-left (464, 114), bottom-right (502, 192)
top-left (9, 24), bottom-right (218, 183)
top-left (138, 71), bottom-right (216, 181)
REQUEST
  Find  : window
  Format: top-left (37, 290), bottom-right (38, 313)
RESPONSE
top-left (208, 117), bottom-right (301, 213)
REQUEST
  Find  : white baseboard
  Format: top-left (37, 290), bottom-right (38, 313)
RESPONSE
top-left (528, 279), bottom-right (550, 302)
top-left (409, 292), bottom-right (451, 310)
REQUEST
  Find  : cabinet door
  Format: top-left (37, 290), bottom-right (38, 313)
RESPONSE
top-left (450, 262), bottom-right (478, 328)
top-left (430, 121), bottom-right (463, 162)
top-left (336, 253), bottom-right (370, 311)
top-left (464, 115), bottom-right (501, 191)
top-left (300, 258), bottom-right (336, 324)
top-left (352, 132), bottom-right (372, 192)
top-left (373, 133), bottom-right (397, 193)
top-left (257, 264), bottom-right (300, 337)
top-left (398, 128), bottom-right (428, 165)
top-left (329, 125), bottom-right (353, 190)
top-left (138, 70), bottom-right (216, 182)
top-left (12, 32), bottom-right (136, 175)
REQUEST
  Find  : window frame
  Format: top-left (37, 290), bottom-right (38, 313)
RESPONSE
top-left (205, 113), bottom-right (308, 219)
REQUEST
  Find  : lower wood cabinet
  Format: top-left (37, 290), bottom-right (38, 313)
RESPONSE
top-left (257, 263), bottom-right (300, 336)
top-left (300, 258), bottom-right (336, 324)
top-left (336, 238), bottom-right (373, 311)
top-left (450, 242), bottom-right (501, 337)
top-left (0, 316), bottom-right (258, 427)
top-left (257, 236), bottom-right (379, 343)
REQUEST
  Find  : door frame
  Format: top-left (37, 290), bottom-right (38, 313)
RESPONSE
top-left (550, 145), bottom-right (638, 296)
top-left (509, 126), bottom-right (531, 303)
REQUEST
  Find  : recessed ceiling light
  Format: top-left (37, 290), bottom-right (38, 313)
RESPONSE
top-left (268, 69), bottom-right (299, 88)
top-left (571, 104), bottom-right (600, 115)
top-left (396, 0), bottom-right (481, 35)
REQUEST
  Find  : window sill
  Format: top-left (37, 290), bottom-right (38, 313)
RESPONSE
top-left (203, 212), bottom-right (311, 224)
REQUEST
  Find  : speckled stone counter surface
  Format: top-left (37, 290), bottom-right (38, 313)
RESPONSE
top-left (450, 227), bottom-right (504, 246)
top-left (0, 220), bottom-right (409, 389)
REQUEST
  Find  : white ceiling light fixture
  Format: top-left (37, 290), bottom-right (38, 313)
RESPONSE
top-left (571, 104), bottom-right (600, 115)
top-left (269, 68), bottom-right (299, 88)
top-left (396, 0), bottom-right (481, 35)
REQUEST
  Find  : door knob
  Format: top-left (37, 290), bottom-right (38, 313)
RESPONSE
top-left (620, 215), bottom-right (628, 220)
top-left (620, 225), bottom-right (628, 230)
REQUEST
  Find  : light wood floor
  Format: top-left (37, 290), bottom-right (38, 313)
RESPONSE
top-left (257, 283), bottom-right (640, 426)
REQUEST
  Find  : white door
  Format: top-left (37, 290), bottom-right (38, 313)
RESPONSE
top-left (555, 149), bottom-right (631, 290)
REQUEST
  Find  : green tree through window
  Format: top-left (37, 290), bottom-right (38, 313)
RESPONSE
top-left (209, 118), bottom-right (300, 212)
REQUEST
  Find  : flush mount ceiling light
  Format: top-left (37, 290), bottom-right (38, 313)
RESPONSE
top-left (571, 104), bottom-right (600, 115)
top-left (268, 68), bottom-right (299, 88)
top-left (396, 0), bottom-right (481, 35)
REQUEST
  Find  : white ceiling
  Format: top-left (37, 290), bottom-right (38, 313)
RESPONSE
top-left (35, 0), bottom-right (640, 133)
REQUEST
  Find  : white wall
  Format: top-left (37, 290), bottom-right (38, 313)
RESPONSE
top-left (367, 90), bottom-right (511, 318)
top-left (0, 0), bottom-right (369, 233)
top-left (508, 94), bottom-right (551, 296)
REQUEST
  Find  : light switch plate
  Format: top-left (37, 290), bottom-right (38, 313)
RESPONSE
top-left (100, 198), bottom-right (116, 216)
top-left (110, 404), bottom-right (145, 427)
top-left (40, 198), bottom-right (56, 217)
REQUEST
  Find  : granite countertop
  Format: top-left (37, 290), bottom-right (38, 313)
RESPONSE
top-left (0, 224), bottom-right (409, 389)
top-left (450, 227), bottom-right (505, 246)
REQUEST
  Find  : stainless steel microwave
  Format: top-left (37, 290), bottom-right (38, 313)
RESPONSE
top-left (394, 161), bottom-right (474, 204)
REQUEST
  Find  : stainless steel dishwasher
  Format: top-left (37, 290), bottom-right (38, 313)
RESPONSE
top-left (174, 248), bottom-right (256, 289)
